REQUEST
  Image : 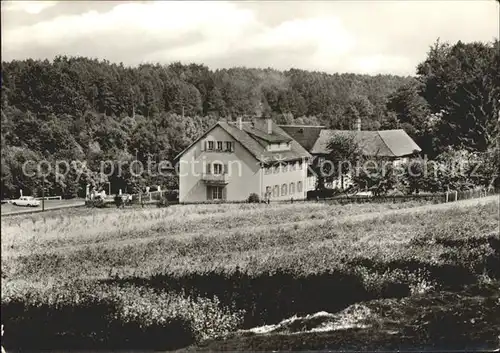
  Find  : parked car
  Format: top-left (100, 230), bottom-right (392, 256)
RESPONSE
top-left (12, 196), bottom-right (40, 207)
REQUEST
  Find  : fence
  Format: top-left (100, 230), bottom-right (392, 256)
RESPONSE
top-left (85, 187), bottom-right (498, 208)
top-left (35, 196), bottom-right (62, 201)
top-left (128, 191), bottom-right (165, 204)
top-left (174, 187), bottom-right (498, 206)
top-left (307, 187), bottom-right (497, 205)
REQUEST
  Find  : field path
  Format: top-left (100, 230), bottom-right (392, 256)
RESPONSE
top-left (17, 195), bottom-right (497, 257)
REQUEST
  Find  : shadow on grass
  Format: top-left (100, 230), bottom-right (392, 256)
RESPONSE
top-left (2, 297), bottom-right (194, 351)
top-left (177, 282), bottom-right (500, 352)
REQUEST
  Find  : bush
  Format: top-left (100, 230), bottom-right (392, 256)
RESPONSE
top-left (85, 198), bottom-right (105, 208)
top-left (307, 188), bottom-right (339, 200)
top-left (157, 197), bottom-right (170, 208)
top-left (247, 193), bottom-right (260, 203)
top-left (165, 190), bottom-right (179, 202)
top-left (157, 190), bottom-right (179, 208)
top-left (114, 195), bottom-right (123, 208)
top-left (1, 281), bottom-right (244, 350)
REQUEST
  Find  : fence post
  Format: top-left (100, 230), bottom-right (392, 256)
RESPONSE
top-left (445, 191), bottom-right (449, 203)
top-left (454, 190), bottom-right (458, 202)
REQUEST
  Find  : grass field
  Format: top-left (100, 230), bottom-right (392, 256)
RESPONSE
top-left (1, 196), bottom-right (499, 351)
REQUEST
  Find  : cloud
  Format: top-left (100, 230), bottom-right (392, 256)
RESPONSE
top-left (3, 2), bottom-right (261, 60)
top-left (2, 1), bottom-right (57, 14)
top-left (1, 0), bottom-right (498, 75)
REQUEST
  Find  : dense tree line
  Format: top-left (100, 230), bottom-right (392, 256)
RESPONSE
top-left (1, 39), bottom-right (498, 198)
top-left (384, 39), bottom-right (499, 157)
top-left (0, 57), bottom-right (413, 198)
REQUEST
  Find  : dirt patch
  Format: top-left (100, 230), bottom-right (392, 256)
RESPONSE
top-left (178, 282), bottom-right (500, 352)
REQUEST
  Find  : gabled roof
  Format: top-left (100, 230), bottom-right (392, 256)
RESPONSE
top-left (377, 130), bottom-right (422, 157)
top-left (175, 119), bottom-right (311, 163)
top-left (245, 127), bottom-right (292, 143)
top-left (281, 125), bottom-right (421, 158)
top-left (278, 125), bottom-right (325, 150)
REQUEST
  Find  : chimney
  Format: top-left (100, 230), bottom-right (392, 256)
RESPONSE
top-left (356, 117), bottom-right (361, 131)
top-left (267, 118), bottom-right (272, 135)
top-left (237, 116), bottom-right (243, 130)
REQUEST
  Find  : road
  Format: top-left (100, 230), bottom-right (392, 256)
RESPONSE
top-left (1, 199), bottom-right (86, 216)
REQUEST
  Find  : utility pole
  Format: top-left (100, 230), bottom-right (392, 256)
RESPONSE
top-left (41, 177), bottom-right (45, 212)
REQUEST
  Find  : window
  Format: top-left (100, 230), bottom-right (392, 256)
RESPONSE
top-left (289, 182), bottom-right (295, 194)
top-left (217, 141), bottom-right (223, 151)
top-left (266, 186), bottom-right (271, 197)
top-left (225, 141), bottom-right (234, 152)
top-left (267, 142), bottom-right (291, 152)
top-left (281, 184), bottom-right (287, 196)
top-left (208, 141), bottom-right (214, 151)
top-left (213, 163), bottom-right (223, 175)
top-left (297, 181), bottom-right (303, 192)
top-left (208, 186), bottom-right (224, 200)
top-left (273, 185), bottom-right (279, 197)
top-left (206, 163), bottom-right (211, 174)
top-left (273, 165), bottom-right (280, 174)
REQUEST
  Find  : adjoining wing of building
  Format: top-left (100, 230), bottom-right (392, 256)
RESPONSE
top-left (281, 125), bottom-right (421, 159)
top-left (176, 117), bottom-right (421, 203)
top-left (280, 122), bottom-right (422, 190)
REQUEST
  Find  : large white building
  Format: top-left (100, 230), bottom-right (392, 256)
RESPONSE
top-left (176, 117), bottom-right (311, 203)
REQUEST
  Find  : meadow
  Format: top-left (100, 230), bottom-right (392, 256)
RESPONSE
top-left (1, 196), bottom-right (499, 350)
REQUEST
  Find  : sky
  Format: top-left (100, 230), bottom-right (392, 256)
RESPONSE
top-left (1, 0), bottom-right (498, 76)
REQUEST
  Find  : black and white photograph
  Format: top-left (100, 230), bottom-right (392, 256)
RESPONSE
top-left (1, 0), bottom-right (499, 352)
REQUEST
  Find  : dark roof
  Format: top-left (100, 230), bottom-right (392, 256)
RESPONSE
top-left (244, 126), bottom-right (292, 143)
top-left (279, 125), bottom-right (325, 150)
top-left (175, 119), bottom-right (311, 163)
top-left (281, 125), bottom-right (421, 157)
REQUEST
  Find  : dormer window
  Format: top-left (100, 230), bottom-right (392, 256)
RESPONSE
top-left (267, 142), bottom-right (292, 152)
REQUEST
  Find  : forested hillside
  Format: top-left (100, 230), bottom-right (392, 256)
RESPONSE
top-left (1, 39), bottom-right (498, 198)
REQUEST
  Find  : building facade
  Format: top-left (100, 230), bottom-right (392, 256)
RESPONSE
top-left (177, 118), bottom-right (311, 203)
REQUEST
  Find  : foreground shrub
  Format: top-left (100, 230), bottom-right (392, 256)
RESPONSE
top-left (1, 281), bottom-right (244, 350)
